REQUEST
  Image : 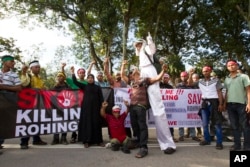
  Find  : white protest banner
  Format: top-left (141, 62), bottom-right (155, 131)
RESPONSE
top-left (113, 88), bottom-right (131, 127)
top-left (114, 88), bottom-right (202, 128)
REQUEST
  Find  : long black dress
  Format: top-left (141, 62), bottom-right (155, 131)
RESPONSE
top-left (72, 74), bottom-right (104, 145)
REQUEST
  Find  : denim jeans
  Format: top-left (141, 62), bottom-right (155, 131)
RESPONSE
top-left (201, 100), bottom-right (223, 144)
top-left (227, 103), bottom-right (250, 150)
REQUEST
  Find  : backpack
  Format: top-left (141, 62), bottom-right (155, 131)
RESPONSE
top-left (144, 49), bottom-right (161, 74)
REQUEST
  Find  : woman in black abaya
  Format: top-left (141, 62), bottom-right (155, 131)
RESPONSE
top-left (71, 66), bottom-right (104, 148)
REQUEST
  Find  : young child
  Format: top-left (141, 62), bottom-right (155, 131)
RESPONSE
top-left (100, 101), bottom-right (131, 154)
top-left (51, 71), bottom-right (69, 145)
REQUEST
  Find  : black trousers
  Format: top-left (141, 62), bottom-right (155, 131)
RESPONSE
top-left (129, 105), bottom-right (148, 148)
top-left (20, 135), bottom-right (42, 145)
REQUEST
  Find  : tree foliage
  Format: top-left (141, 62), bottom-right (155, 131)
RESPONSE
top-left (1, 0), bottom-right (250, 79)
top-left (0, 37), bottom-right (22, 61)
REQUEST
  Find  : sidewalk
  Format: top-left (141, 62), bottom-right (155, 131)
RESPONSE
top-left (2, 127), bottom-right (233, 148)
top-left (1, 128), bottom-right (232, 167)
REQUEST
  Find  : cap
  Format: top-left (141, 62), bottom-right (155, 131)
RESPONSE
top-left (163, 73), bottom-right (170, 78)
top-left (1, 55), bottom-right (14, 62)
top-left (180, 71), bottom-right (188, 77)
top-left (112, 105), bottom-right (121, 112)
top-left (133, 39), bottom-right (145, 47)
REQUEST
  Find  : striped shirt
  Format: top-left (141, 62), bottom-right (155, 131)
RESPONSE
top-left (0, 70), bottom-right (21, 86)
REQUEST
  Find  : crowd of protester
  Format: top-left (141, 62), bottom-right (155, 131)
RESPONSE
top-left (1, 34), bottom-right (250, 157)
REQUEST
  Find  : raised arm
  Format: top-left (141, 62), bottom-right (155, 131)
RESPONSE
top-left (120, 60), bottom-right (129, 84)
top-left (123, 100), bottom-right (130, 114)
top-left (149, 64), bottom-right (167, 84)
top-left (20, 64), bottom-right (30, 87)
top-left (61, 63), bottom-right (66, 74)
top-left (71, 66), bottom-right (86, 89)
top-left (87, 61), bottom-right (96, 75)
top-left (100, 101), bottom-right (108, 118)
top-left (187, 68), bottom-right (195, 86)
top-left (103, 57), bottom-right (114, 86)
top-left (146, 32), bottom-right (156, 55)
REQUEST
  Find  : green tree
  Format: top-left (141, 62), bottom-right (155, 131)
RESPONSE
top-left (2, 0), bottom-right (250, 76)
top-left (235, 0), bottom-right (250, 29)
top-left (190, 0), bottom-right (250, 74)
top-left (0, 37), bottom-right (22, 61)
top-left (3, 0), bottom-right (121, 72)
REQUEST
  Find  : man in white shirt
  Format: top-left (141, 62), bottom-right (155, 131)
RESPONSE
top-left (195, 66), bottom-right (224, 150)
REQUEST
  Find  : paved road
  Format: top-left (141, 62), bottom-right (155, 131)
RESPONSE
top-left (0, 128), bottom-right (231, 167)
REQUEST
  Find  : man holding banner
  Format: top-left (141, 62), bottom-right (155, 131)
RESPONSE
top-left (0, 55), bottom-right (22, 153)
top-left (19, 60), bottom-right (48, 149)
top-left (176, 71), bottom-right (201, 142)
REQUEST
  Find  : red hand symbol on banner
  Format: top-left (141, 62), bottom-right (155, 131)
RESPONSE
top-left (58, 91), bottom-right (72, 107)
